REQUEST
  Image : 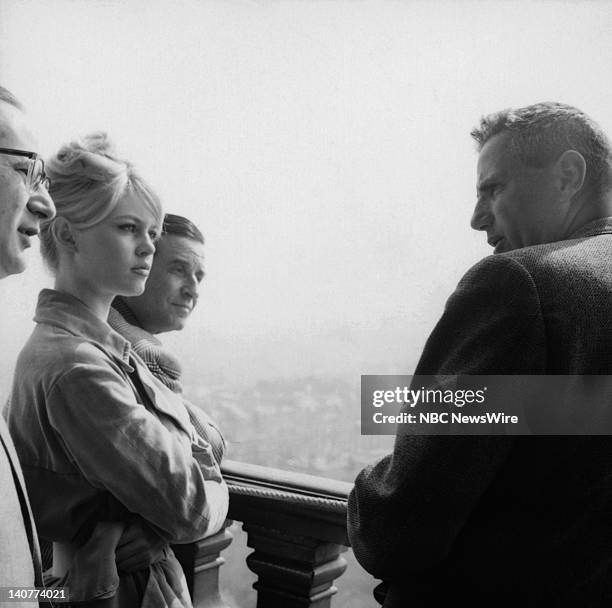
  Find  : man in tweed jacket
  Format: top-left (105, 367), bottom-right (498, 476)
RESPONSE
top-left (348, 102), bottom-right (612, 606)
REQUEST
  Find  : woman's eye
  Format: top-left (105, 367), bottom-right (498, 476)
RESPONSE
top-left (149, 231), bottom-right (160, 242)
top-left (119, 224), bottom-right (137, 233)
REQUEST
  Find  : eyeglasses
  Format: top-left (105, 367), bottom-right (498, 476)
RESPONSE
top-left (0, 147), bottom-right (50, 192)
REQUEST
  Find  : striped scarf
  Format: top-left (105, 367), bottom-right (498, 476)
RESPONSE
top-left (108, 297), bottom-right (226, 464)
top-left (109, 298), bottom-right (183, 394)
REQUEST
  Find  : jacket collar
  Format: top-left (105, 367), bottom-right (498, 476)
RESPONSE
top-left (568, 216), bottom-right (612, 240)
top-left (34, 289), bottom-right (132, 367)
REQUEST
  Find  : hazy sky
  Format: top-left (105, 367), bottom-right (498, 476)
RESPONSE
top-left (1, 0), bottom-right (612, 387)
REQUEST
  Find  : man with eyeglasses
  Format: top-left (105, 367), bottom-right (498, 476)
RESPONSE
top-left (0, 85), bottom-right (55, 597)
top-left (0, 93), bottom-right (53, 277)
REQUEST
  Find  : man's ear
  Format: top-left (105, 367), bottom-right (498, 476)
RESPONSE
top-left (556, 150), bottom-right (586, 200)
top-left (52, 217), bottom-right (78, 253)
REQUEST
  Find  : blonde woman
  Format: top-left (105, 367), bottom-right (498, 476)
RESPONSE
top-left (6, 133), bottom-right (228, 607)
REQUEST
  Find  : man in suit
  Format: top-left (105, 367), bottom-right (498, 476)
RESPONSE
top-left (348, 102), bottom-right (612, 606)
top-left (0, 85), bottom-right (55, 593)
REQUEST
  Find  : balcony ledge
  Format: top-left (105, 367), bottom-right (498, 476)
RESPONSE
top-left (190, 460), bottom-right (372, 608)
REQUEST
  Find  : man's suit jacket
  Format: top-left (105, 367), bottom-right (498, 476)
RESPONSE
top-left (348, 217), bottom-right (612, 607)
top-left (0, 415), bottom-right (42, 591)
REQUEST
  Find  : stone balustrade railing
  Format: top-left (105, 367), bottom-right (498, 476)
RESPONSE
top-left (184, 459), bottom-right (376, 608)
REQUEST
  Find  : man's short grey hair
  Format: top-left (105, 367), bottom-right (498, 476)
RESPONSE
top-left (471, 102), bottom-right (612, 204)
top-left (0, 86), bottom-right (24, 142)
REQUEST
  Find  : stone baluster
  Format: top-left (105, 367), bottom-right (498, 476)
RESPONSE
top-left (220, 459), bottom-right (353, 608)
top-left (243, 522), bottom-right (347, 608)
top-left (181, 520), bottom-right (234, 608)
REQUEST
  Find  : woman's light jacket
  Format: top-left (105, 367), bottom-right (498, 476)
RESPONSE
top-left (6, 289), bottom-right (228, 605)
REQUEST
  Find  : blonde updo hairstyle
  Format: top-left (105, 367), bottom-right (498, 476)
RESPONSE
top-left (40, 132), bottom-right (163, 272)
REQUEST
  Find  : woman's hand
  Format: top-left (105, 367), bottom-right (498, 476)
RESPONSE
top-left (115, 519), bottom-right (168, 572)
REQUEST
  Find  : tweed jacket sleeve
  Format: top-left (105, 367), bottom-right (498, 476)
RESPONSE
top-left (348, 254), bottom-right (547, 581)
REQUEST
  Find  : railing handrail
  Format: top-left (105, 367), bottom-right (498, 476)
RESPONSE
top-left (220, 459), bottom-right (351, 546)
top-left (221, 459), bottom-right (354, 503)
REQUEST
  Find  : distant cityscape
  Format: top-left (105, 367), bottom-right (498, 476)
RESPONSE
top-left (187, 374), bottom-right (394, 483)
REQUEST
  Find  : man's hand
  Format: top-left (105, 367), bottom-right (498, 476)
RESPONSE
top-left (115, 519), bottom-right (167, 573)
